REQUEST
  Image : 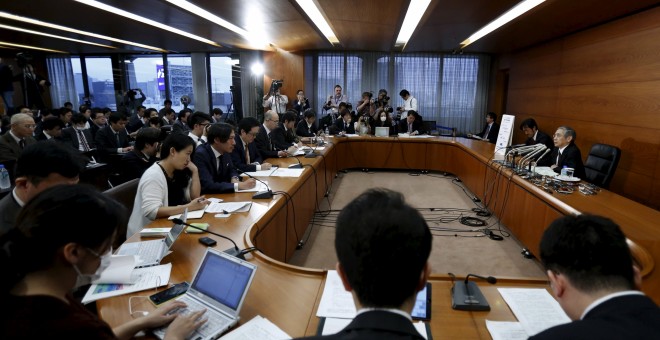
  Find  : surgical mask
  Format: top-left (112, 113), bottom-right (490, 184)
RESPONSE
top-left (73, 247), bottom-right (112, 288)
top-left (380, 116), bottom-right (386, 122)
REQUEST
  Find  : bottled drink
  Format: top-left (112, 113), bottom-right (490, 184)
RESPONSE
top-left (0, 164), bottom-right (10, 189)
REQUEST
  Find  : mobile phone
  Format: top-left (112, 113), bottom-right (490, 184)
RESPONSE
top-left (149, 282), bottom-right (190, 305)
top-left (411, 283), bottom-right (432, 321)
top-left (199, 236), bottom-right (217, 247)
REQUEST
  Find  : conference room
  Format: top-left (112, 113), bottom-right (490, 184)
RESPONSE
top-left (1, 0), bottom-right (659, 339)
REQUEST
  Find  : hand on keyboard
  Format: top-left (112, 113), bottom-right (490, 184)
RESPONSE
top-left (165, 308), bottom-right (208, 340)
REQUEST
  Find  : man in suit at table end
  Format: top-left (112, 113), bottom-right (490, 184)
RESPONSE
top-left (529, 215), bottom-right (660, 339)
top-left (297, 188), bottom-right (430, 339)
top-left (549, 126), bottom-right (586, 179)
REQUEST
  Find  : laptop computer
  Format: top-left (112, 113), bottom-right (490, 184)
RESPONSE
top-left (117, 209), bottom-right (188, 268)
top-left (154, 248), bottom-right (258, 340)
top-left (375, 126), bottom-right (389, 137)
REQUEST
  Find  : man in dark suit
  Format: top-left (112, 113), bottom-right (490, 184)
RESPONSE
top-left (61, 113), bottom-right (96, 152)
top-left (89, 109), bottom-right (107, 140)
top-left (296, 109), bottom-right (318, 139)
top-left (0, 113), bottom-right (37, 164)
top-left (192, 123), bottom-right (256, 194)
top-left (0, 142), bottom-right (84, 236)
top-left (332, 109), bottom-right (355, 135)
top-left (271, 111), bottom-right (300, 151)
top-left (549, 126), bottom-right (586, 179)
top-left (529, 215), bottom-right (660, 339)
top-left (171, 109), bottom-right (192, 134)
top-left (231, 117), bottom-right (272, 173)
top-left (94, 112), bottom-right (133, 162)
top-left (297, 188), bottom-right (430, 340)
top-left (119, 127), bottom-right (160, 183)
top-left (254, 110), bottom-right (288, 160)
top-left (473, 112), bottom-right (499, 144)
top-left (398, 110), bottom-right (424, 135)
top-left (35, 116), bottom-right (64, 142)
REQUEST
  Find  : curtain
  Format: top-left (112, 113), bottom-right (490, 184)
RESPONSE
top-left (239, 50), bottom-right (261, 120)
top-left (46, 57), bottom-right (78, 109)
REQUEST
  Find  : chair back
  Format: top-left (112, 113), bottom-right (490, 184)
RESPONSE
top-left (584, 143), bottom-right (621, 188)
top-left (103, 178), bottom-right (139, 248)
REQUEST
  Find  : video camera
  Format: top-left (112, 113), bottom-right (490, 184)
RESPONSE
top-left (16, 52), bottom-right (33, 68)
top-left (269, 79), bottom-right (283, 95)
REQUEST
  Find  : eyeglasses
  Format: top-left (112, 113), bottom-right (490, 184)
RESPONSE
top-left (247, 132), bottom-right (258, 137)
top-left (22, 124), bottom-right (37, 129)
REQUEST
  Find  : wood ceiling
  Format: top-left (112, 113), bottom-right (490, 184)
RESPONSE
top-left (0, 0), bottom-right (658, 55)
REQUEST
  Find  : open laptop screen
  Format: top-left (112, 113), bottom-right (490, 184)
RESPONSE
top-left (165, 208), bottom-right (187, 248)
top-left (191, 251), bottom-right (254, 310)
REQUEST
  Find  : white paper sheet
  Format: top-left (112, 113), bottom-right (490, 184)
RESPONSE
top-left (316, 270), bottom-right (356, 318)
top-left (534, 166), bottom-right (558, 177)
top-left (237, 181), bottom-right (269, 193)
top-left (242, 168), bottom-right (278, 177)
top-left (168, 209), bottom-right (205, 220)
top-left (93, 255), bottom-right (137, 284)
top-left (219, 315), bottom-right (291, 340)
top-left (271, 168), bottom-right (304, 178)
top-left (205, 201), bottom-right (252, 213)
top-left (498, 288), bottom-right (571, 336)
top-left (82, 263), bottom-right (171, 304)
top-left (485, 320), bottom-right (529, 340)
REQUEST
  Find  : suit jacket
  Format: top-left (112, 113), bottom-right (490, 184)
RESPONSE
top-left (171, 120), bottom-right (190, 134)
top-left (34, 132), bottom-right (63, 143)
top-left (398, 119), bottom-right (423, 134)
top-left (230, 135), bottom-right (263, 172)
top-left (271, 124), bottom-right (298, 151)
top-left (0, 191), bottom-right (21, 236)
top-left (333, 119), bottom-right (355, 135)
top-left (296, 120), bottom-right (318, 137)
top-left (526, 130), bottom-right (554, 166)
top-left (94, 126), bottom-right (130, 155)
top-left (479, 122), bottom-right (499, 144)
top-left (298, 310), bottom-right (425, 340)
top-left (0, 132), bottom-right (37, 163)
top-left (61, 127), bottom-right (96, 151)
top-left (529, 294), bottom-right (660, 340)
top-left (192, 143), bottom-right (237, 194)
top-left (254, 125), bottom-right (279, 160)
top-left (89, 123), bottom-right (104, 140)
top-left (549, 143), bottom-right (586, 179)
top-left (120, 150), bottom-right (157, 183)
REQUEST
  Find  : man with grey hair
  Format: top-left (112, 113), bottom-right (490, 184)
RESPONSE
top-left (549, 126), bottom-right (585, 179)
top-left (0, 113), bottom-right (37, 163)
top-left (254, 110), bottom-right (289, 160)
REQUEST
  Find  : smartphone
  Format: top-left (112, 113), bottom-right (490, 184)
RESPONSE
top-left (199, 236), bottom-right (217, 247)
top-left (411, 283), bottom-right (432, 321)
top-left (149, 282), bottom-right (190, 305)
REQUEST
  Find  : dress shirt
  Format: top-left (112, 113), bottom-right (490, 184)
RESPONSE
top-left (557, 145), bottom-right (568, 165)
top-left (187, 132), bottom-right (207, 146)
top-left (210, 145), bottom-right (239, 191)
top-left (242, 139), bottom-right (261, 171)
top-left (263, 95), bottom-right (288, 114)
top-left (12, 189), bottom-right (25, 207)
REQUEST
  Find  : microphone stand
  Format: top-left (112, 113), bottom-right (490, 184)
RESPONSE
top-left (172, 218), bottom-right (245, 259)
top-left (451, 273), bottom-right (497, 311)
top-left (236, 168), bottom-right (274, 199)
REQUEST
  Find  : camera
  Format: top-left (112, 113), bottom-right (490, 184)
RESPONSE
top-left (383, 106), bottom-right (394, 113)
top-left (16, 52), bottom-right (33, 68)
top-left (269, 79), bottom-right (283, 95)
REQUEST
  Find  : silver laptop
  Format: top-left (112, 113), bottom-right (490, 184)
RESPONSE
top-left (117, 209), bottom-right (188, 268)
top-left (154, 249), bottom-right (257, 340)
top-left (375, 126), bottom-right (389, 137)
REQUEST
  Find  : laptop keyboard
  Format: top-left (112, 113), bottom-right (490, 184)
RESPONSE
top-left (117, 240), bottom-right (162, 265)
top-left (154, 295), bottom-right (231, 339)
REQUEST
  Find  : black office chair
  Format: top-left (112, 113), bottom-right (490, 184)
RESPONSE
top-left (103, 178), bottom-right (139, 248)
top-left (584, 143), bottom-right (621, 189)
top-left (422, 121), bottom-right (437, 135)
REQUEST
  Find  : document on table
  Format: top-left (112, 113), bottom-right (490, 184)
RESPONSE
top-left (82, 263), bottom-right (171, 304)
top-left (237, 181), bottom-right (269, 193)
top-left (485, 320), bottom-right (529, 340)
top-left (93, 255), bottom-right (137, 284)
top-left (498, 288), bottom-right (570, 336)
top-left (316, 270), bottom-right (356, 318)
top-left (534, 166), bottom-right (557, 177)
top-left (271, 167), bottom-right (305, 177)
top-left (205, 201), bottom-right (252, 213)
top-left (219, 315), bottom-right (290, 339)
top-left (321, 317), bottom-right (428, 339)
top-left (168, 208), bottom-right (205, 220)
top-left (243, 168), bottom-right (277, 177)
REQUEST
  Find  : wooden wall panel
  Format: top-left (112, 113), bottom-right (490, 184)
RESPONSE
top-left (504, 6), bottom-right (660, 210)
top-left (262, 51), bottom-right (304, 112)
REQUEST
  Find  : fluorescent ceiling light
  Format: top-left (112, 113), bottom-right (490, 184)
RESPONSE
top-left (0, 41), bottom-right (67, 53)
top-left (0, 24), bottom-right (116, 49)
top-left (0, 11), bottom-right (167, 52)
top-left (395, 0), bottom-right (432, 49)
top-left (296, 0), bottom-right (339, 45)
top-left (460, 0), bottom-right (546, 48)
top-left (75, 0), bottom-right (221, 47)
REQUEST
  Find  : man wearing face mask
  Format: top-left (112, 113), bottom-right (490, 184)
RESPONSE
top-left (0, 185), bottom-right (206, 339)
top-left (61, 113), bottom-right (97, 152)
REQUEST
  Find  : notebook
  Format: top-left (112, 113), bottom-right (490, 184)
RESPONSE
top-left (154, 248), bottom-right (258, 340)
top-left (375, 127), bottom-right (389, 137)
top-left (117, 209), bottom-right (188, 268)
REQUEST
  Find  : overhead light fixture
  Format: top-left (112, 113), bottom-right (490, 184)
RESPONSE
top-left (75, 0), bottom-right (222, 47)
top-left (0, 24), bottom-right (116, 49)
top-left (460, 0), bottom-right (546, 48)
top-left (395, 0), bottom-right (432, 50)
top-left (296, 0), bottom-right (339, 45)
top-left (251, 63), bottom-right (264, 75)
top-left (0, 41), bottom-right (67, 53)
top-left (0, 11), bottom-right (167, 52)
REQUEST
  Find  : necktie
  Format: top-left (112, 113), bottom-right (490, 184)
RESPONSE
top-left (485, 125), bottom-right (491, 139)
top-left (77, 130), bottom-right (90, 151)
top-left (408, 123), bottom-right (412, 133)
top-left (556, 151), bottom-right (562, 166)
top-left (19, 139), bottom-right (25, 149)
top-left (267, 132), bottom-right (273, 151)
top-left (115, 132), bottom-right (121, 148)
top-left (217, 155), bottom-right (223, 172)
top-left (245, 144), bottom-right (251, 164)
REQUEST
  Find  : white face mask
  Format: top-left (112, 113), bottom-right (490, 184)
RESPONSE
top-left (73, 247), bottom-right (112, 288)
top-left (380, 116), bottom-right (386, 122)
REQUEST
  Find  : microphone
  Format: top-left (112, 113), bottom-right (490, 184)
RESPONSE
top-left (451, 273), bottom-right (497, 311)
top-left (235, 168), bottom-right (273, 199)
top-left (172, 218), bottom-right (245, 259)
top-left (505, 144), bottom-right (526, 149)
top-left (287, 152), bottom-right (304, 168)
top-left (535, 148), bottom-right (551, 164)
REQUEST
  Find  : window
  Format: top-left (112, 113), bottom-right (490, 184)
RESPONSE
top-left (209, 55), bottom-right (234, 112)
top-left (71, 57), bottom-right (85, 106)
top-left (440, 56), bottom-right (479, 118)
top-left (167, 55), bottom-right (194, 111)
top-left (125, 55), bottom-right (166, 110)
top-left (85, 57), bottom-right (116, 109)
top-left (315, 53), bottom-right (362, 113)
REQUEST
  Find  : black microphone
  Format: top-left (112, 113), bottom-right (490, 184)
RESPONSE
top-left (235, 168), bottom-right (273, 199)
top-left (452, 273), bottom-right (497, 311)
top-left (287, 152), bottom-right (303, 168)
top-left (172, 218), bottom-right (245, 259)
top-left (464, 273), bottom-right (497, 285)
top-left (505, 144), bottom-right (526, 149)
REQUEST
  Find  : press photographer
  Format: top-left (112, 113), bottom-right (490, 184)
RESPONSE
top-left (13, 52), bottom-right (51, 111)
top-left (262, 79), bottom-right (288, 114)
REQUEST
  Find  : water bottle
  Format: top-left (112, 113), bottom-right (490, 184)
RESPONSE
top-left (0, 164), bottom-right (10, 189)
top-left (324, 125), bottom-right (329, 136)
top-left (560, 166), bottom-right (568, 178)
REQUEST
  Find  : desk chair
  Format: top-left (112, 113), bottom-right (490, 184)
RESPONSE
top-left (584, 143), bottom-right (621, 189)
top-left (627, 238), bottom-right (654, 279)
top-left (103, 178), bottom-right (139, 248)
top-left (422, 120), bottom-right (436, 135)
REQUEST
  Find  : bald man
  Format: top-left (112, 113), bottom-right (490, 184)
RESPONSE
top-left (0, 113), bottom-right (37, 163)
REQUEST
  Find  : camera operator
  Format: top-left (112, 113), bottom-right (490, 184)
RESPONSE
top-left (293, 90), bottom-right (310, 117)
top-left (123, 88), bottom-right (146, 117)
top-left (263, 80), bottom-right (288, 114)
top-left (13, 52), bottom-right (50, 111)
top-left (323, 85), bottom-right (348, 115)
top-left (356, 91), bottom-right (377, 118)
top-left (396, 89), bottom-right (418, 121)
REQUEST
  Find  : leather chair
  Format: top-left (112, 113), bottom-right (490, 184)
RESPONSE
top-left (103, 178), bottom-right (139, 248)
top-left (584, 143), bottom-right (621, 189)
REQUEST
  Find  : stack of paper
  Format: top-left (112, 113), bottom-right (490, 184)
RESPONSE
top-left (82, 263), bottom-right (171, 304)
top-left (205, 201), bottom-right (252, 214)
top-left (219, 315), bottom-right (291, 339)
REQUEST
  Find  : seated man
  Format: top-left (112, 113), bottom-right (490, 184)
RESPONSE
top-left (296, 110), bottom-right (318, 139)
top-left (186, 111), bottom-right (212, 146)
top-left (0, 142), bottom-right (84, 235)
top-left (271, 111), bottom-right (300, 151)
top-left (471, 112), bottom-right (499, 144)
top-left (550, 126), bottom-right (586, 178)
top-left (35, 116), bottom-right (64, 142)
top-left (520, 118), bottom-right (554, 151)
top-left (119, 127), bottom-right (160, 183)
top-left (94, 112), bottom-right (133, 162)
top-left (61, 113), bottom-right (96, 152)
top-left (398, 110), bottom-right (423, 135)
top-left (529, 215), bottom-right (660, 339)
top-left (254, 110), bottom-right (288, 160)
top-left (0, 113), bottom-right (38, 164)
top-left (297, 188), bottom-right (431, 339)
top-left (193, 123), bottom-right (255, 194)
top-left (231, 117), bottom-right (272, 172)
top-left (332, 109), bottom-right (355, 135)
top-left (171, 109), bottom-right (192, 134)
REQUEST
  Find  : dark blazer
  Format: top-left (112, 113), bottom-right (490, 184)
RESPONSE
top-left (479, 122), bottom-right (499, 144)
top-left (89, 123), bottom-right (104, 140)
top-left (120, 150), bottom-right (157, 183)
top-left (333, 119), bottom-right (355, 135)
top-left (61, 127), bottom-right (96, 151)
top-left (192, 143), bottom-right (237, 194)
top-left (34, 132), bottom-right (63, 143)
top-left (94, 126), bottom-right (130, 154)
top-left (298, 310), bottom-right (425, 340)
top-left (171, 120), bottom-right (190, 134)
top-left (254, 125), bottom-right (279, 160)
top-left (529, 294), bottom-right (660, 340)
top-left (0, 191), bottom-right (21, 236)
top-left (549, 143), bottom-right (586, 179)
top-left (230, 135), bottom-right (263, 172)
top-left (526, 130), bottom-right (554, 166)
top-left (293, 98), bottom-right (311, 115)
top-left (270, 124), bottom-right (297, 151)
top-left (0, 132), bottom-right (37, 163)
top-left (296, 120), bottom-right (318, 137)
top-left (398, 119), bottom-right (423, 134)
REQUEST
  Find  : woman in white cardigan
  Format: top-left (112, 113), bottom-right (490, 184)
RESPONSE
top-left (127, 133), bottom-right (209, 238)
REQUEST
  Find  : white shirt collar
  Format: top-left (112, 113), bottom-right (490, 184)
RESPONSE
top-left (12, 188), bottom-right (26, 207)
top-left (9, 130), bottom-right (22, 143)
top-left (533, 130), bottom-right (539, 141)
top-left (580, 291), bottom-right (644, 320)
top-left (263, 123), bottom-right (271, 135)
top-left (43, 131), bottom-right (53, 139)
top-left (559, 145), bottom-right (568, 154)
top-left (356, 307), bottom-right (412, 321)
top-left (211, 144), bottom-right (223, 158)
